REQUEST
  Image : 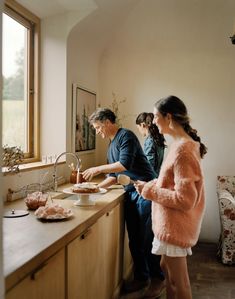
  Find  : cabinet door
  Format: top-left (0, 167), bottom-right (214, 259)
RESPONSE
top-left (67, 221), bottom-right (103, 299)
top-left (6, 249), bottom-right (65, 299)
top-left (67, 204), bottom-right (123, 299)
top-left (99, 204), bottom-right (122, 299)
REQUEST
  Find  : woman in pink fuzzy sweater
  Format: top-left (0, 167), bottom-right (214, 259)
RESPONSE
top-left (135, 96), bottom-right (207, 299)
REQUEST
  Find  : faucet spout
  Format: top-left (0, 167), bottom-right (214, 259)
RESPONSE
top-left (53, 152), bottom-right (81, 191)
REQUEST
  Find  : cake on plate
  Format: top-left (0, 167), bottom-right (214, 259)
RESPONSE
top-left (72, 182), bottom-right (99, 194)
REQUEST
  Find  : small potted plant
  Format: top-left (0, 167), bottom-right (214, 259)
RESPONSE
top-left (2, 145), bottom-right (24, 174)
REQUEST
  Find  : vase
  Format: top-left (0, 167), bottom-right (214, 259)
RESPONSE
top-left (70, 171), bottom-right (78, 184)
top-left (77, 171), bottom-right (86, 183)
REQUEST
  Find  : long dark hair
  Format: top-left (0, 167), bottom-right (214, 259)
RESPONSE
top-left (136, 112), bottom-right (165, 147)
top-left (154, 95), bottom-right (207, 158)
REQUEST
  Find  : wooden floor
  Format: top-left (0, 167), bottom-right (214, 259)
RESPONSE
top-left (121, 242), bottom-right (235, 299)
top-left (187, 242), bottom-right (235, 299)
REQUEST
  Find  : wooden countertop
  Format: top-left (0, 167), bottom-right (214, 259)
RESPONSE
top-left (3, 183), bottom-right (125, 292)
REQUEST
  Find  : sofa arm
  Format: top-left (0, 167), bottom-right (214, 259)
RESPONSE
top-left (217, 189), bottom-right (235, 264)
top-left (218, 190), bottom-right (235, 225)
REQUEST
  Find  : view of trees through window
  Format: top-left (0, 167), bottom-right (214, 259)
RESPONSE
top-left (2, 13), bottom-right (27, 151)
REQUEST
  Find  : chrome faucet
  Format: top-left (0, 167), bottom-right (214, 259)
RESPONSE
top-left (53, 151), bottom-right (81, 191)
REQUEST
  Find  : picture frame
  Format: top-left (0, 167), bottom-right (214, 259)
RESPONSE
top-left (72, 84), bottom-right (96, 152)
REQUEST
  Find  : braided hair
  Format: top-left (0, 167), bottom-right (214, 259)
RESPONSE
top-left (136, 112), bottom-right (165, 147)
top-left (154, 96), bottom-right (207, 158)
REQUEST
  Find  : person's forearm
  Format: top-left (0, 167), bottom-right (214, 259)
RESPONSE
top-left (98, 176), bottom-right (117, 188)
top-left (82, 161), bottom-right (126, 181)
top-left (98, 161), bottom-right (126, 174)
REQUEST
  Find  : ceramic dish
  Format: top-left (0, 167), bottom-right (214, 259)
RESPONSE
top-left (63, 187), bottom-right (107, 195)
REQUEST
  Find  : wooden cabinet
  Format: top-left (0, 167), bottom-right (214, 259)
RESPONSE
top-left (67, 219), bottom-right (102, 299)
top-left (6, 249), bottom-right (65, 299)
top-left (99, 204), bottom-right (123, 298)
top-left (5, 202), bottom-right (128, 299)
top-left (67, 204), bottom-right (123, 299)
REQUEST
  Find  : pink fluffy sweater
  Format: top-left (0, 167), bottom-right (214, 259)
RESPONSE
top-left (142, 140), bottom-right (205, 248)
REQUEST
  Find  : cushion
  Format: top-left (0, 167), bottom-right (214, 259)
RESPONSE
top-left (218, 189), bottom-right (235, 223)
top-left (218, 189), bottom-right (234, 202)
top-left (217, 176), bottom-right (235, 196)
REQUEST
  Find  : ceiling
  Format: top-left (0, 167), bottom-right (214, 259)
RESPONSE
top-left (16, 0), bottom-right (98, 18)
top-left (16, 0), bottom-right (140, 19)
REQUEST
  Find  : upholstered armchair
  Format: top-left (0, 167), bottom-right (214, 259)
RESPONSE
top-left (217, 176), bottom-right (235, 265)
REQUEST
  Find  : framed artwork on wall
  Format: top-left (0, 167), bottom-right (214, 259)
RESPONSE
top-left (72, 84), bottom-right (96, 152)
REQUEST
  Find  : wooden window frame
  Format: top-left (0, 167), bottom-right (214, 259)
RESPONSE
top-left (3, 0), bottom-right (40, 162)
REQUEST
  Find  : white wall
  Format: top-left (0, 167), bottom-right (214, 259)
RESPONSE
top-left (98, 0), bottom-right (235, 242)
top-left (41, 10), bottom-right (94, 158)
top-left (0, 0), bottom-right (4, 296)
top-left (66, 20), bottom-right (99, 169)
top-left (66, 0), bottom-right (139, 168)
top-left (40, 14), bottom-right (67, 158)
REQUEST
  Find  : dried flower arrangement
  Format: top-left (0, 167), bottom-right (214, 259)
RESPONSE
top-left (97, 92), bottom-right (127, 127)
top-left (109, 92), bottom-right (127, 127)
top-left (2, 145), bottom-right (24, 173)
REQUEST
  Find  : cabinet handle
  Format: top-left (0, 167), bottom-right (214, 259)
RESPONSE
top-left (80, 228), bottom-right (91, 240)
top-left (106, 210), bottom-right (114, 217)
top-left (30, 262), bottom-right (48, 280)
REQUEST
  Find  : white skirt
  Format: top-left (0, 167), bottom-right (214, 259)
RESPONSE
top-left (152, 237), bottom-right (192, 257)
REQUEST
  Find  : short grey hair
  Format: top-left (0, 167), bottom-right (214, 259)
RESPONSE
top-left (89, 108), bottom-right (116, 124)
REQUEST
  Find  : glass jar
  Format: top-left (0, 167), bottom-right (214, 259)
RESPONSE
top-left (70, 170), bottom-right (78, 184)
top-left (77, 171), bottom-right (86, 183)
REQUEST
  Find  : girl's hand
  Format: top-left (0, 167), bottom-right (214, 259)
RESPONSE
top-left (134, 180), bottom-right (146, 195)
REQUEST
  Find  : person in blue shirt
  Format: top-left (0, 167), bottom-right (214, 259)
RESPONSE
top-left (82, 108), bottom-right (164, 296)
top-left (136, 112), bottom-right (165, 177)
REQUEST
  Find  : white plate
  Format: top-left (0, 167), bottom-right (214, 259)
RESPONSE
top-left (63, 187), bottom-right (107, 195)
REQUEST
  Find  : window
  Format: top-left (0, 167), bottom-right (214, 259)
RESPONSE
top-left (2, 0), bottom-right (40, 162)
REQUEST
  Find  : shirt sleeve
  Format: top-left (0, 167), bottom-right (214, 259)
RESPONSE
top-left (144, 138), bottom-right (156, 170)
top-left (144, 138), bottom-right (164, 177)
top-left (141, 151), bottom-right (202, 211)
top-left (118, 132), bottom-right (138, 169)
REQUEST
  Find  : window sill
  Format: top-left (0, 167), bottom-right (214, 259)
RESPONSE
top-left (2, 160), bottom-right (65, 175)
